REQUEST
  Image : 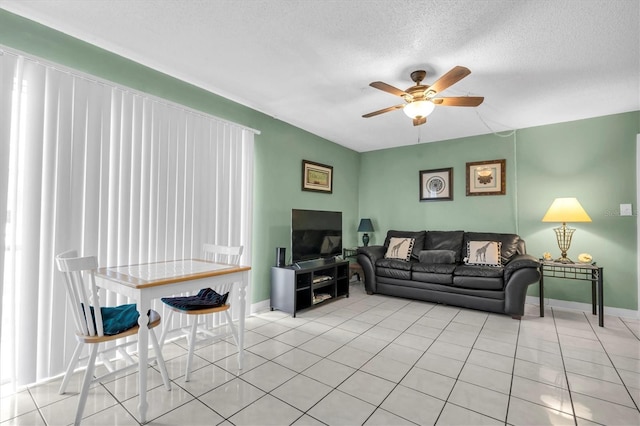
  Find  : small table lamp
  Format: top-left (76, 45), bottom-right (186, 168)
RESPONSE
top-left (357, 218), bottom-right (374, 247)
top-left (542, 198), bottom-right (591, 263)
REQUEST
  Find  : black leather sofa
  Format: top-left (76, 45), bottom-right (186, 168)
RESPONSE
top-left (357, 230), bottom-right (541, 318)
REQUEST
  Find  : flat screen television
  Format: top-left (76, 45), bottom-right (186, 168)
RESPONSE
top-left (291, 209), bottom-right (342, 263)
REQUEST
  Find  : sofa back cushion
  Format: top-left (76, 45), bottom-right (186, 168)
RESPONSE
top-left (463, 232), bottom-right (521, 265)
top-left (384, 230), bottom-right (426, 260)
top-left (425, 231), bottom-right (465, 262)
top-left (418, 249), bottom-right (456, 264)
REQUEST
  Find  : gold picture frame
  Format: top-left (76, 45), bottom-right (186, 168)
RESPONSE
top-left (302, 160), bottom-right (333, 193)
top-left (466, 159), bottom-right (506, 196)
top-left (419, 167), bottom-right (453, 201)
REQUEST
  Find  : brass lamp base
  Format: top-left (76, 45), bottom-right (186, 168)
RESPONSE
top-left (553, 223), bottom-right (575, 264)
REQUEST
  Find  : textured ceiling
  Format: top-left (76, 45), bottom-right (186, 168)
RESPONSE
top-left (2, 0), bottom-right (639, 152)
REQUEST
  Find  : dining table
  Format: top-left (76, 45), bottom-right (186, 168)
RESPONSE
top-left (95, 259), bottom-right (251, 423)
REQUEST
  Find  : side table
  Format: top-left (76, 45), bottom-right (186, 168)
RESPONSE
top-left (343, 248), bottom-right (362, 281)
top-left (343, 247), bottom-right (358, 259)
top-left (539, 260), bottom-right (604, 327)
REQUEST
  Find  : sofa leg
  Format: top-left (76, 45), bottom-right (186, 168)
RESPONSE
top-left (366, 291), bottom-right (373, 295)
top-left (511, 315), bottom-right (522, 320)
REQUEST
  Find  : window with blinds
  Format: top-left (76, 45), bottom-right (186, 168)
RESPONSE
top-left (0, 47), bottom-right (256, 388)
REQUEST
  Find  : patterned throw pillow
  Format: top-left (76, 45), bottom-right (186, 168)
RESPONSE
top-left (465, 241), bottom-right (502, 267)
top-left (384, 237), bottom-right (415, 261)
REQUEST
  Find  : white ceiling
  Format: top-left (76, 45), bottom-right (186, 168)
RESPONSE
top-left (2, 0), bottom-right (639, 152)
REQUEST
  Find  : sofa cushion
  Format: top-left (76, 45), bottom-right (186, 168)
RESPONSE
top-left (411, 262), bottom-right (455, 285)
top-left (452, 275), bottom-right (504, 290)
top-left (453, 265), bottom-right (505, 290)
top-left (413, 263), bottom-right (457, 274)
top-left (411, 272), bottom-right (453, 285)
top-left (465, 241), bottom-right (502, 266)
top-left (418, 249), bottom-right (456, 264)
top-left (455, 264), bottom-right (504, 278)
top-left (464, 232), bottom-right (521, 265)
top-left (425, 231), bottom-right (465, 262)
top-left (384, 237), bottom-right (415, 261)
top-left (376, 258), bottom-right (412, 280)
top-left (384, 230), bottom-right (426, 260)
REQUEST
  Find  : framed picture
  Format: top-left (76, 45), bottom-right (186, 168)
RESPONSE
top-left (419, 167), bottom-right (453, 201)
top-left (466, 159), bottom-right (506, 196)
top-left (302, 160), bottom-right (333, 193)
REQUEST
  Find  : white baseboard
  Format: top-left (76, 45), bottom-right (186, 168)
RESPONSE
top-left (526, 295), bottom-right (639, 319)
top-left (250, 299), bottom-right (271, 315)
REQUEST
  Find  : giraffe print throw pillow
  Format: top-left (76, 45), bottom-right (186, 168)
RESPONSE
top-left (384, 237), bottom-right (415, 262)
top-left (465, 241), bottom-right (502, 267)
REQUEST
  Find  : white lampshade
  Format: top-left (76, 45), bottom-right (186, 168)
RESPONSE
top-left (403, 100), bottom-right (435, 119)
top-left (542, 198), bottom-right (592, 223)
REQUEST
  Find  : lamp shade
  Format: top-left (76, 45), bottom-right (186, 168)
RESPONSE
top-left (542, 198), bottom-right (592, 223)
top-left (357, 218), bottom-right (374, 232)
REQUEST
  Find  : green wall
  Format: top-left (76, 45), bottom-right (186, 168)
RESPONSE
top-left (360, 112), bottom-right (640, 310)
top-left (0, 10), bottom-right (360, 304)
top-left (359, 133), bottom-right (518, 235)
top-left (2, 10), bottom-right (638, 310)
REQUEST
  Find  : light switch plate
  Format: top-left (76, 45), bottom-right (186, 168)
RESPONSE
top-left (620, 203), bottom-right (632, 216)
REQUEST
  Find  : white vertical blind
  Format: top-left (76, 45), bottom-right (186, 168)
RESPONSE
top-left (0, 48), bottom-right (256, 388)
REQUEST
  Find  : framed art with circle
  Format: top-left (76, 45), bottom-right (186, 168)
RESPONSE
top-left (419, 167), bottom-right (453, 201)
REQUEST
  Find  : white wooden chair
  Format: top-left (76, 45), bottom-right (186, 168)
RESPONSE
top-left (55, 250), bottom-right (171, 426)
top-left (159, 244), bottom-right (243, 381)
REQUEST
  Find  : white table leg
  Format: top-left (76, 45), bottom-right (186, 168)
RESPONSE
top-left (237, 272), bottom-right (248, 370)
top-left (137, 298), bottom-right (150, 423)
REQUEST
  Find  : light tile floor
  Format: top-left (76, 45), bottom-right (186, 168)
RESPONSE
top-left (3, 282), bottom-right (640, 425)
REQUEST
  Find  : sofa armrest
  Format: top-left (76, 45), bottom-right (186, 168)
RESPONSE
top-left (357, 246), bottom-right (385, 294)
top-left (357, 245), bottom-right (385, 263)
top-left (503, 254), bottom-right (540, 282)
top-left (503, 254), bottom-right (541, 316)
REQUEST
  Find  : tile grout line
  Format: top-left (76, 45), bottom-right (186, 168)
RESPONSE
top-left (551, 307), bottom-right (579, 426)
top-left (503, 310), bottom-right (523, 426)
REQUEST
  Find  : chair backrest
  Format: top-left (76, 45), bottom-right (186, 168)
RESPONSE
top-left (202, 244), bottom-right (243, 266)
top-left (55, 250), bottom-right (105, 337)
top-left (202, 244), bottom-right (243, 298)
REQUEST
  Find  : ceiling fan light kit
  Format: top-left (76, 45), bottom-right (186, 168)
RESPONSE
top-left (403, 100), bottom-right (435, 119)
top-left (363, 66), bottom-right (484, 126)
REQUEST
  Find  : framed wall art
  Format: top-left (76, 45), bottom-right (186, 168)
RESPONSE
top-left (419, 167), bottom-right (453, 201)
top-left (466, 159), bottom-right (506, 196)
top-left (302, 160), bottom-right (333, 193)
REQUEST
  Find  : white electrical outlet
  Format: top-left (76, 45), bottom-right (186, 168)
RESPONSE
top-left (620, 203), bottom-right (633, 216)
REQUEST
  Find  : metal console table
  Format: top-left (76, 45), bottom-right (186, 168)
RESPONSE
top-left (343, 247), bottom-right (358, 259)
top-left (539, 260), bottom-right (604, 327)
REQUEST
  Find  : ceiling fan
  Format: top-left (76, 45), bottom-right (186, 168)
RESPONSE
top-left (362, 66), bottom-right (484, 126)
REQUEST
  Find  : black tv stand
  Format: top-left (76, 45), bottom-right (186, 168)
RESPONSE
top-left (271, 259), bottom-right (349, 317)
top-left (293, 256), bottom-right (337, 269)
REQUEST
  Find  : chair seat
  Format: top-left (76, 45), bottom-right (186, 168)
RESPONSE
top-left (76, 309), bottom-right (162, 344)
top-left (167, 303), bottom-right (231, 315)
top-left (161, 288), bottom-right (229, 311)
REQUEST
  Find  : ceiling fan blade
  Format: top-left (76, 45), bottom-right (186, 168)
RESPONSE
top-left (432, 96), bottom-right (484, 107)
top-left (370, 81), bottom-right (411, 98)
top-left (413, 117), bottom-right (427, 126)
top-left (428, 66), bottom-right (471, 94)
top-left (362, 104), bottom-right (405, 118)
